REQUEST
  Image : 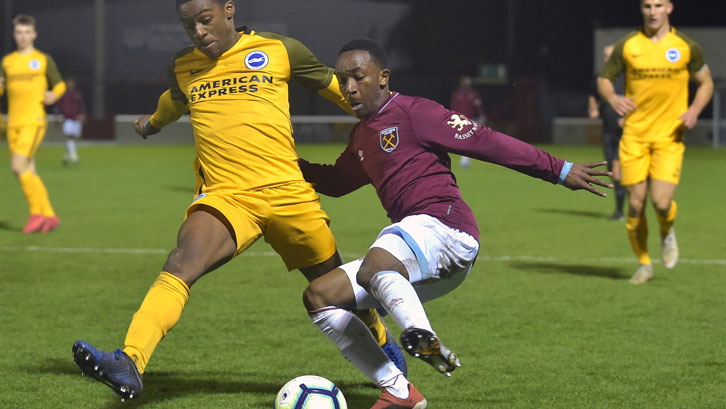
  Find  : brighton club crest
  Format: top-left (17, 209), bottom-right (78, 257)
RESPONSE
top-left (380, 127), bottom-right (399, 152)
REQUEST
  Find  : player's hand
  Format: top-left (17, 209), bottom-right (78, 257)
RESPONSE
top-left (134, 114), bottom-right (160, 139)
top-left (679, 109), bottom-right (699, 130)
top-left (43, 91), bottom-right (59, 105)
top-left (608, 95), bottom-right (636, 117)
top-left (562, 161), bottom-right (613, 197)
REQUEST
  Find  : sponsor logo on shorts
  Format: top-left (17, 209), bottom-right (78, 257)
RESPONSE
top-left (665, 48), bottom-right (681, 63)
top-left (380, 127), bottom-right (399, 152)
top-left (29, 59), bottom-right (40, 70)
top-left (245, 51), bottom-right (269, 70)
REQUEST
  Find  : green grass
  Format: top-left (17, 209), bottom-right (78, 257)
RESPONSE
top-left (0, 143), bottom-right (725, 408)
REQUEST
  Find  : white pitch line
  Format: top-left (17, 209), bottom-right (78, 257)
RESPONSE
top-left (1, 245), bottom-right (726, 266)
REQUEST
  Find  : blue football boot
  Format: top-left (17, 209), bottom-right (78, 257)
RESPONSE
top-left (72, 340), bottom-right (143, 401)
top-left (382, 328), bottom-right (408, 377)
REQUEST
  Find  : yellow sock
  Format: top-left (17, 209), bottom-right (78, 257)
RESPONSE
top-left (656, 200), bottom-right (677, 237)
top-left (354, 309), bottom-right (387, 346)
top-left (18, 171), bottom-right (41, 214)
top-left (626, 215), bottom-right (651, 265)
top-left (31, 174), bottom-right (56, 217)
top-left (123, 272), bottom-right (190, 374)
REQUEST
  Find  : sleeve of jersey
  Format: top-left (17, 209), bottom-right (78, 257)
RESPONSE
top-left (149, 90), bottom-right (188, 129)
top-left (280, 35), bottom-right (351, 114)
top-left (600, 39), bottom-right (626, 81)
top-left (410, 98), bottom-right (564, 184)
top-left (149, 57), bottom-right (189, 128)
top-left (687, 41), bottom-right (706, 74)
top-left (45, 55), bottom-right (67, 99)
top-left (298, 147), bottom-right (370, 197)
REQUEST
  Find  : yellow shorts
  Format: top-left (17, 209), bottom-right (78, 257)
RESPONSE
top-left (7, 124), bottom-right (47, 158)
top-left (186, 181), bottom-right (337, 271)
top-left (619, 134), bottom-right (685, 186)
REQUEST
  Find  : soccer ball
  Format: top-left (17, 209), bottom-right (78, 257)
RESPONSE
top-left (274, 375), bottom-right (347, 409)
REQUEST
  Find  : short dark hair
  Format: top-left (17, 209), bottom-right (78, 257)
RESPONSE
top-left (176, 0), bottom-right (228, 8)
top-left (12, 14), bottom-right (35, 28)
top-left (339, 39), bottom-right (388, 69)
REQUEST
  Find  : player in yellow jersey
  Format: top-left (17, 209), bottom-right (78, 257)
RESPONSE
top-left (71, 0), bottom-right (406, 402)
top-left (598, 0), bottom-right (713, 284)
top-left (0, 15), bottom-right (66, 233)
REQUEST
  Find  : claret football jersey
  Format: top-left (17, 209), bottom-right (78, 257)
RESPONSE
top-left (165, 28), bottom-right (348, 192)
top-left (300, 93), bottom-right (565, 241)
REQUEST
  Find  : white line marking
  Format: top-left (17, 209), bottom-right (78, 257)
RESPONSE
top-left (2, 246), bottom-right (725, 266)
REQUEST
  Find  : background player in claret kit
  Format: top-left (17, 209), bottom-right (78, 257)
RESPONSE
top-left (55, 76), bottom-right (86, 166)
top-left (70, 0), bottom-right (405, 402)
top-left (597, 0), bottom-right (713, 284)
top-left (0, 14), bottom-right (66, 233)
top-left (588, 45), bottom-right (626, 221)
top-left (299, 39), bottom-right (612, 409)
top-left (450, 75), bottom-right (485, 168)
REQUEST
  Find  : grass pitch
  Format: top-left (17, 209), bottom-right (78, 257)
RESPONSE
top-left (0, 143), bottom-right (724, 408)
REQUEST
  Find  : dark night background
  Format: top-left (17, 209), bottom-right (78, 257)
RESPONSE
top-left (1, 0), bottom-right (724, 140)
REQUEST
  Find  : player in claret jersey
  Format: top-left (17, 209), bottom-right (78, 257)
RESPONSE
top-left (300, 39), bottom-right (612, 409)
top-left (71, 0), bottom-right (405, 402)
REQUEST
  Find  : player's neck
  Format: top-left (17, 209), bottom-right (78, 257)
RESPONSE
top-left (17, 45), bottom-right (35, 54)
top-left (644, 23), bottom-right (670, 42)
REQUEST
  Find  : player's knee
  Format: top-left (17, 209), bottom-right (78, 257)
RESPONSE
top-left (303, 281), bottom-right (329, 311)
top-left (356, 268), bottom-right (375, 292)
top-left (652, 198), bottom-right (671, 215)
top-left (162, 248), bottom-right (200, 286)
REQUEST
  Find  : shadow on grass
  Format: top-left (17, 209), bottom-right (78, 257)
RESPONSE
top-left (0, 221), bottom-right (19, 231)
top-left (36, 358), bottom-right (377, 408)
top-left (537, 208), bottom-right (614, 220)
top-left (510, 261), bottom-right (629, 280)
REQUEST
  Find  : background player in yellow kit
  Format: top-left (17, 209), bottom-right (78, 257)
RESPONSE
top-left (0, 14), bottom-right (66, 233)
top-left (71, 0), bottom-right (405, 402)
top-left (598, 0), bottom-right (713, 284)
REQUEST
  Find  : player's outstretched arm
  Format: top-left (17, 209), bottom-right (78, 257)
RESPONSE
top-left (134, 114), bottom-right (160, 139)
top-left (562, 161), bottom-right (613, 197)
top-left (135, 90), bottom-right (188, 139)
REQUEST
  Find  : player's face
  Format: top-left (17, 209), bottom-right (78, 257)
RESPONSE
top-left (641, 0), bottom-right (672, 34)
top-left (178, 0), bottom-right (238, 59)
top-left (13, 24), bottom-right (36, 50)
top-left (335, 50), bottom-right (390, 119)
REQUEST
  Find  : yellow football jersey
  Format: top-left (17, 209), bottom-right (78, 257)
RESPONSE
top-left (0, 49), bottom-right (65, 128)
top-left (602, 27), bottom-right (706, 141)
top-left (150, 28), bottom-right (349, 193)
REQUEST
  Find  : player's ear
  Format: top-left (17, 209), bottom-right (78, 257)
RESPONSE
top-left (224, 0), bottom-right (235, 20)
top-left (379, 69), bottom-right (390, 89)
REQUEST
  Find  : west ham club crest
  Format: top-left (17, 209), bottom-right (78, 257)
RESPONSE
top-left (380, 127), bottom-right (399, 152)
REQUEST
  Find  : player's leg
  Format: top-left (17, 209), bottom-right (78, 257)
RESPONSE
top-left (620, 137), bottom-right (653, 283)
top-left (358, 215), bottom-right (478, 375)
top-left (603, 134), bottom-right (624, 220)
top-left (9, 125), bottom-right (58, 233)
top-left (304, 262), bottom-right (424, 408)
top-left (649, 139), bottom-right (684, 269)
top-left (266, 182), bottom-right (406, 374)
top-left (73, 204), bottom-right (241, 400)
top-left (62, 119), bottom-right (81, 165)
top-left (612, 158), bottom-right (625, 218)
top-left (625, 182), bottom-right (653, 283)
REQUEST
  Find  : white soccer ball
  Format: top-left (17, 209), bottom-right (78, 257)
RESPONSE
top-left (274, 375), bottom-right (347, 409)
